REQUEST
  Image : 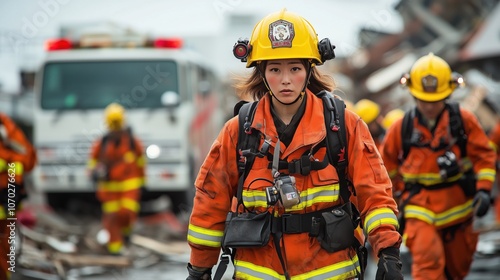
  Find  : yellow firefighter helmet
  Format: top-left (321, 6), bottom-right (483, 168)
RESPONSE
top-left (404, 53), bottom-right (462, 102)
top-left (382, 108), bottom-right (405, 130)
top-left (354, 99), bottom-right (380, 124)
top-left (244, 9), bottom-right (325, 67)
top-left (104, 103), bottom-right (125, 131)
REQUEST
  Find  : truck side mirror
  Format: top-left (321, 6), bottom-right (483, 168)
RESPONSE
top-left (161, 91), bottom-right (180, 122)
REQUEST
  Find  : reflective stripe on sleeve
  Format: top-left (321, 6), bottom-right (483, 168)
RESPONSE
top-left (364, 207), bottom-right (399, 235)
top-left (187, 224), bottom-right (223, 248)
top-left (477, 168), bottom-right (496, 182)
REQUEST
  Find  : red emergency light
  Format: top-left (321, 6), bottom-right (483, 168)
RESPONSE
top-left (154, 38), bottom-right (183, 49)
top-left (45, 38), bottom-right (72, 51)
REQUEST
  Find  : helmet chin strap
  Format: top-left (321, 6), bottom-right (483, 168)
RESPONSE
top-left (261, 65), bottom-right (313, 106)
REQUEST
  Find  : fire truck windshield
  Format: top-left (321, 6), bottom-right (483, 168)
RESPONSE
top-left (40, 60), bottom-right (178, 110)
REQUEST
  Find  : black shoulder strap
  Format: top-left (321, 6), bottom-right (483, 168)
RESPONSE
top-left (401, 108), bottom-right (415, 161)
top-left (447, 102), bottom-right (467, 157)
top-left (236, 101), bottom-right (259, 205)
top-left (401, 103), bottom-right (466, 161)
top-left (99, 127), bottom-right (137, 159)
top-left (318, 90), bottom-right (350, 203)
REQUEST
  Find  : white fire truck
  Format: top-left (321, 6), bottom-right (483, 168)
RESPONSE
top-left (32, 28), bottom-right (225, 213)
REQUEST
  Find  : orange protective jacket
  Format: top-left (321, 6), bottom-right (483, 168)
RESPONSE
top-left (88, 129), bottom-right (145, 192)
top-left (380, 107), bottom-right (496, 229)
top-left (188, 91), bottom-right (401, 279)
top-left (0, 113), bottom-right (37, 188)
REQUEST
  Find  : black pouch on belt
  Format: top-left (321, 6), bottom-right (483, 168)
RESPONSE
top-left (222, 211), bottom-right (271, 248)
top-left (318, 204), bottom-right (357, 253)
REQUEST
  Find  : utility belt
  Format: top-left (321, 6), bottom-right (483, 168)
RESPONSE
top-left (404, 170), bottom-right (476, 196)
top-left (398, 171), bottom-right (476, 234)
top-left (222, 202), bottom-right (361, 253)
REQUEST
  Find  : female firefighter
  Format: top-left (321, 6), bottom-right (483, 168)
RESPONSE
top-left (87, 103), bottom-right (145, 255)
top-left (186, 9), bottom-right (403, 280)
top-left (380, 53), bottom-right (496, 279)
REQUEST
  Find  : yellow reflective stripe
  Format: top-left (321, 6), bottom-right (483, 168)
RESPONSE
top-left (102, 201), bottom-right (120, 213)
top-left (123, 151), bottom-right (135, 163)
top-left (489, 140), bottom-right (497, 152)
top-left (235, 254), bottom-right (359, 280)
top-left (122, 198), bottom-right (140, 213)
top-left (402, 172), bottom-right (462, 186)
top-left (13, 161), bottom-right (23, 175)
top-left (388, 169), bottom-right (398, 178)
top-left (108, 241), bottom-right (122, 253)
top-left (0, 206), bottom-right (5, 219)
top-left (137, 155), bottom-right (146, 167)
top-left (99, 177), bottom-right (144, 191)
top-left (87, 159), bottom-right (97, 169)
top-left (462, 158), bottom-right (473, 171)
top-left (404, 199), bottom-right (473, 227)
top-left (242, 184), bottom-right (339, 211)
top-left (364, 207), bottom-right (399, 235)
top-left (187, 224), bottom-right (223, 248)
top-left (477, 168), bottom-right (496, 182)
top-left (0, 158), bottom-right (6, 172)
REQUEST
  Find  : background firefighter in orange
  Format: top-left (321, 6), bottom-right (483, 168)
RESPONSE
top-left (186, 9), bottom-right (403, 280)
top-left (87, 103), bottom-right (145, 255)
top-left (354, 99), bottom-right (385, 148)
top-left (380, 53), bottom-right (496, 280)
top-left (0, 113), bottom-right (37, 280)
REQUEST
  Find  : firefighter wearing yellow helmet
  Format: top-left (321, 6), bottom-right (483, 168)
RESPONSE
top-left (104, 103), bottom-right (126, 131)
top-left (380, 53), bottom-right (495, 279)
top-left (187, 8), bottom-right (403, 280)
top-left (382, 108), bottom-right (405, 130)
top-left (88, 102), bottom-right (146, 255)
top-left (354, 99), bottom-right (385, 147)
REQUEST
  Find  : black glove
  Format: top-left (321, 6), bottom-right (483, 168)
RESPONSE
top-left (376, 247), bottom-right (404, 280)
top-left (473, 190), bottom-right (490, 217)
top-left (186, 263), bottom-right (212, 280)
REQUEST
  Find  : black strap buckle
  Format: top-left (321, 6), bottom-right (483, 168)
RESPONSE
top-left (282, 214), bottom-right (301, 234)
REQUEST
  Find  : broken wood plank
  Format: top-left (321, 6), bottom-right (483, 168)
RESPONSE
top-left (131, 234), bottom-right (190, 255)
top-left (52, 253), bottom-right (132, 267)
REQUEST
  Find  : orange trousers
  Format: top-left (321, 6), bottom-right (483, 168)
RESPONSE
top-left (97, 188), bottom-right (141, 254)
top-left (405, 218), bottom-right (478, 280)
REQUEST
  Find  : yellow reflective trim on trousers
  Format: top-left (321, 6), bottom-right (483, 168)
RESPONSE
top-left (102, 201), bottom-right (120, 213)
top-left (235, 254), bottom-right (359, 279)
top-left (364, 207), bottom-right (399, 235)
top-left (87, 159), bottom-right (97, 169)
top-left (102, 199), bottom-right (139, 213)
top-left (404, 199), bottom-right (473, 227)
top-left (242, 184), bottom-right (339, 211)
top-left (99, 177), bottom-right (144, 191)
top-left (108, 241), bottom-right (123, 253)
top-left (477, 168), bottom-right (496, 182)
top-left (187, 224), bottom-right (223, 248)
top-left (122, 198), bottom-right (140, 213)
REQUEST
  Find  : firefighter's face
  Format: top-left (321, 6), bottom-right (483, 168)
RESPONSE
top-left (415, 99), bottom-right (446, 120)
top-left (265, 59), bottom-right (307, 103)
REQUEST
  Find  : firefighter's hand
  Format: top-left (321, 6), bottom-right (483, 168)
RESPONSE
top-left (473, 190), bottom-right (490, 217)
top-left (186, 263), bottom-right (211, 280)
top-left (376, 247), bottom-right (404, 280)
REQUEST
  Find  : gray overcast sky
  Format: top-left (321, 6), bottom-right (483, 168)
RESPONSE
top-left (0, 0), bottom-right (402, 49)
top-left (0, 0), bottom-right (402, 92)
